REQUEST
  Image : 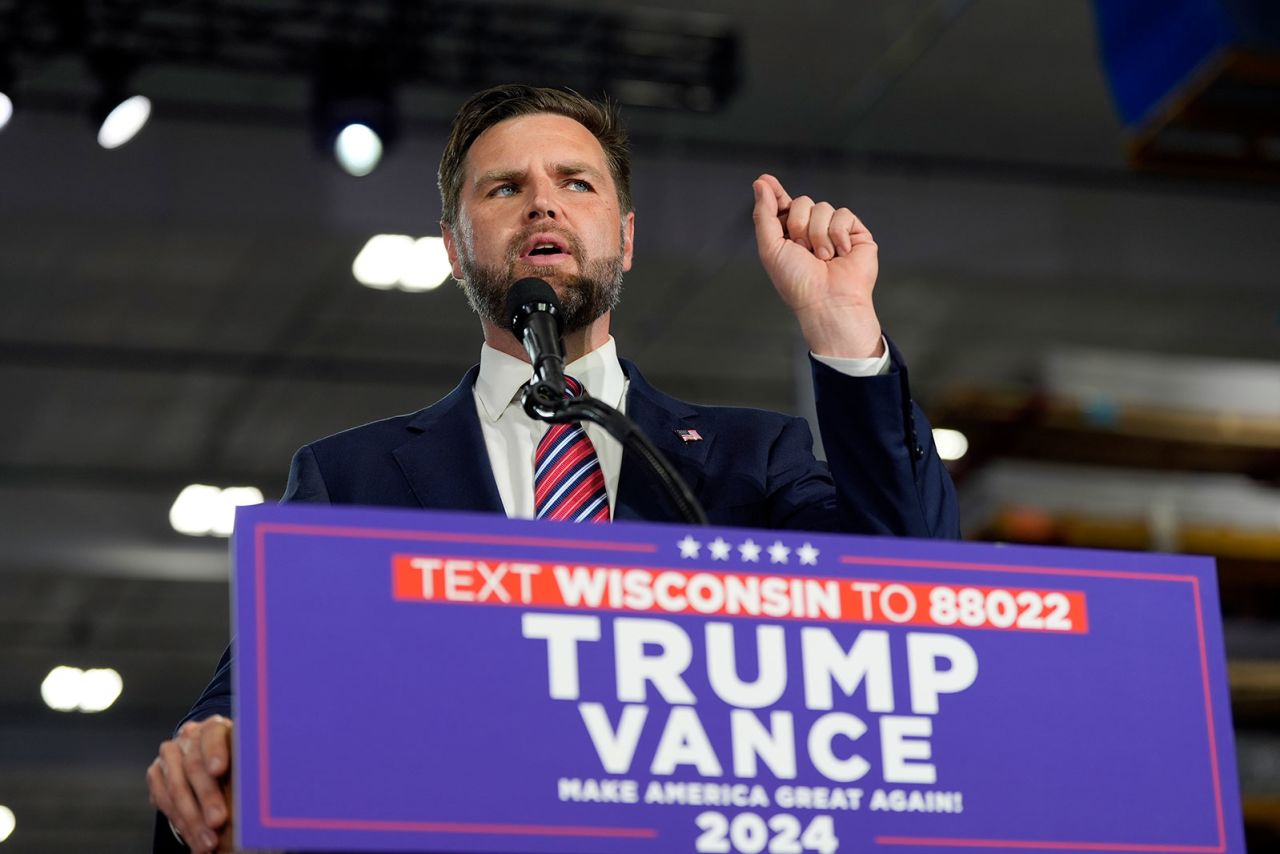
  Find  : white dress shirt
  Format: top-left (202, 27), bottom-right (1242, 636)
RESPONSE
top-left (473, 336), bottom-right (890, 519)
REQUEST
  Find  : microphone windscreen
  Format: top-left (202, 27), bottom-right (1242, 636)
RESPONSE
top-left (505, 277), bottom-right (563, 336)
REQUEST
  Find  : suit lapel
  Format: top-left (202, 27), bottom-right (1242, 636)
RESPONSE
top-left (391, 366), bottom-right (506, 514)
top-left (614, 359), bottom-right (711, 523)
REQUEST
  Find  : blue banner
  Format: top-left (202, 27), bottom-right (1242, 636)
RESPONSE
top-left (232, 503), bottom-right (1243, 853)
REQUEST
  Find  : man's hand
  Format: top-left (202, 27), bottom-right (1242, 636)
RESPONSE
top-left (146, 715), bottom-right (234, 853)
top-left (751, 173), bottom-right (884, 359)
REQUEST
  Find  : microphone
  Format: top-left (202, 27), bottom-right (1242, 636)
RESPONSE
top-left (505, 277), bottom-right (568, 406)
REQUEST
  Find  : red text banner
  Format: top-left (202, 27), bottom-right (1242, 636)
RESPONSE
top-left (391, 556), bottom-right (1089, 634)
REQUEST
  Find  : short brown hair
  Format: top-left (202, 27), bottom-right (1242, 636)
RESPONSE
top-left (437, 84), bottom-right (633, 227)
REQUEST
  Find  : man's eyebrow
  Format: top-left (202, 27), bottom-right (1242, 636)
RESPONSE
top-left (473, 168), bottom-right (526, 188)
top-left (554, 162), bottom-right (603, 179)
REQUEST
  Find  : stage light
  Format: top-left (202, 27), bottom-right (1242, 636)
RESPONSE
top-left (353, 235), bottom-right (451, 291)
top-left (91, 52), bottom-right (150, 149)
top-left (169, 484), bottom-right (221, 536)
top-left (78, 668), bottom-right (125, 712)
top-left (334, 122), bottom-right (383, 177)
top-left (96, 94), bottom-right (151, 148)
top-left (311, 49), bottom-right (398, 177)
top-left (40, 666), bottom-right (123, 713)
top-left (400, 237), bottom-right (451, 291)
top-left (41, 665), bottom-right (82, 711)
top-left (932, 428), bottom-right (970, 461)
top-left (169, 484), bottom-right (264, 537)
top-left (0, 56), bottom-right (14, 134)
top-left (0, 805), bottom-right (13, 844)
top-left (353, 234), bottom-right (414, 288)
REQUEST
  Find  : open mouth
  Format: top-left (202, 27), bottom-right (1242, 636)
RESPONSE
top-left (521, 234), bottom-right (572, 260)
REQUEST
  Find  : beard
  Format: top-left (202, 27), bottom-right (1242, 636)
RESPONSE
top-left (454, 224), bottom-right (625, 335)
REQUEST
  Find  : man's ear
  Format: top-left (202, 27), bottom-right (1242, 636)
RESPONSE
top-left (621, 211), bottom-right (635, 273)
top-left (440, 221), bottom-right (465, 280)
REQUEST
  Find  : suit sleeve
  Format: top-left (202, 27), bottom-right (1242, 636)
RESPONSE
top-left (282, 444), bottom-right (333, 504)
top-left (178, 646), bottom-right (233, 727)
top-left (809, 340), bottom-right (960, 539)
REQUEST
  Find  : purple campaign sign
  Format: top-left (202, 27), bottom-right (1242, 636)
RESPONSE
top-left (231, 503), bottom-right (1243, 854)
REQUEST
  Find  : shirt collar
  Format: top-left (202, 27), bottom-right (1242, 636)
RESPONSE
top-left (475, 336), bottom-right (626, 423)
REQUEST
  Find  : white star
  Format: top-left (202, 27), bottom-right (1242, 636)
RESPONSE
top-left (767, 540), bottom-right (791, 564)
top-left (797, 542), bottom-right (820, 565)
top-left (677, 535), bottom-right (701, 559)
top-left (738, 539), bottom-right (761, 562)
top-left (708, 537), bottom-right (731, 560)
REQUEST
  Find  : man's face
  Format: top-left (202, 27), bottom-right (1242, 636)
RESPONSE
top-left (443, 113), bottom-right (635, 334)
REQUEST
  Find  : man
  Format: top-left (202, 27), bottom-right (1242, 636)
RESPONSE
top-left (147, 84), bottom-right (959, 852)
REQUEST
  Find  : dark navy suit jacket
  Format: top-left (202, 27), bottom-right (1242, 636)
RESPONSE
top-left (155, 346), bottom-right (958, 851)
top-left (182, 346), bottom-right (956, 722)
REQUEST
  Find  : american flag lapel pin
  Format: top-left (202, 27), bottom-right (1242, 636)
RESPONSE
top-left (675, 428), bottom-right (703, 443)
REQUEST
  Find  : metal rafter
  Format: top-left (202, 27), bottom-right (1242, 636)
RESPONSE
top-left (1, 0), bottom-right (739, 110)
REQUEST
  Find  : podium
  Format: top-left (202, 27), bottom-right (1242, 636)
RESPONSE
top-left (231, 503), bottom-right (1244, 853)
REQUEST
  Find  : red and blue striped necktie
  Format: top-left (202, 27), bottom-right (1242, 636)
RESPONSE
top-left (533, 376), bottom-right (611, 523)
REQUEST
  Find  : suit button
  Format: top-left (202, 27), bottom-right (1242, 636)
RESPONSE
top-left (913, 444), bottom-right (925, 459)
